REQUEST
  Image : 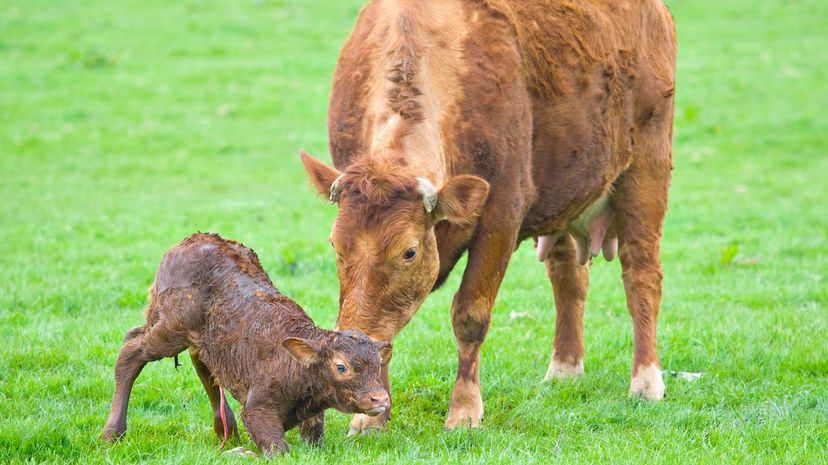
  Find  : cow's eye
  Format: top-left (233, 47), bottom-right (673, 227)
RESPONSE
top-left (403, 248), bottom-right (417, 261)
top-left (336, 363), bottom-right (347, 374)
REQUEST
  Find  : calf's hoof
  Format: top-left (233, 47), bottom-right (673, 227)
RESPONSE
top-left (222, 447), bottom-right (257, 458)
top-left (101, 423), bottom-right (126, 442)
top-left (348, 413), bottom-right (387, 436)
top-left (543, 354), bottom-right (584, 381)
top-left (629, 363), bottom-right (666, 400)
top-left (213, 415), bottom-right (240, 443)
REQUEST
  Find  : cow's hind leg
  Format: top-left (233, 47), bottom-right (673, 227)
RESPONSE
top-left (189, 349), bottom-right (239, 443)
top-left (614, 128), bottom-right (672, 400)
top-left (543, 234), bottom-right (589, 380)
top-left (102, 318), bottom-right (189, 440)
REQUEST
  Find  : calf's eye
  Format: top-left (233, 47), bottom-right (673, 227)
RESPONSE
top-left (336, 363), bottom-right (347, 374)
top-left (403, 248), bottom-right (417, 261)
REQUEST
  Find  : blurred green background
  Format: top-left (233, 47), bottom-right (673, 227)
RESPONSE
top-left (1, 0), bottom-right (826, 463)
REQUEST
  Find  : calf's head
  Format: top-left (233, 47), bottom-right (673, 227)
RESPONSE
top-left (301, 151), bottom-right (489, 342)
top-left (282, 330), bottom-right (392, 415)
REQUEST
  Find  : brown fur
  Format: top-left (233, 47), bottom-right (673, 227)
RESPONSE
top-left (303, 0), bottom-right (677, 428)
top-left (101, 233), bottom-right (391, 456)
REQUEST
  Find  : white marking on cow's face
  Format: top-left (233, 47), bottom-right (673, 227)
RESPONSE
top-left (629, 363), bottom-right (665, 400)
top-left (543, 352), bottom-right (584, 381)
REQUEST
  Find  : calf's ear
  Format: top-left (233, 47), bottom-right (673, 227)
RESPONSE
top-left (433, 175), bottom-right (490, 223)
top-left (300, 150), bottom-right (343, 202)
top-left (282, 337), bottom-right (321, 366)
top-left (374, 341), bottom-right (393, 366)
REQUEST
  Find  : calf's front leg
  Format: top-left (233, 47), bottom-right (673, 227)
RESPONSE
top-left (241, 400), bottom-right (289, 457)
top-left (300, 411), bottom-right (325, 445)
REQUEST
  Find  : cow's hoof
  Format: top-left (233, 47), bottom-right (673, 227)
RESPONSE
top-left (543, 355), bottom-right (584, 381)
top-left (629, 363), bottom-right (665, 400)
top-left (347, 413), bottom-right (387, 436)
top-left (444, 405), bottom-right (483, 430)
top-left (445, 381), bottom-right (483, 430)
top-left (444, 386), bottom-right (483, 430)
top-left (222, 447), bottom-right (256, 458)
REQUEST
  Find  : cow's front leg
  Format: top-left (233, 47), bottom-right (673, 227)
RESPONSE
top-left (445, 224), bottom-right (518, 430)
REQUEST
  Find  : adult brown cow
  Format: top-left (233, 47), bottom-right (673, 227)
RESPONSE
top-left (301, 0), bottom-right (677, 432)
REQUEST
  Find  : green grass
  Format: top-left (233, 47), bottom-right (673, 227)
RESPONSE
top-left (1, 0), bottom-right (826, 463)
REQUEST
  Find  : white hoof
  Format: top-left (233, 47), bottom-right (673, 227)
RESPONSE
top-left (444, 403), bottom-right (483, 430)
top-left (629, 363), bottom-right (666, 400)
top-left (444, 381), bottom-right (484, 430)
top-left (222, 447), bottom-right (256, 458)
top-left (543, 355), bottom-right (584, 381)
top-left (347, 413), bottom-right (386, 436)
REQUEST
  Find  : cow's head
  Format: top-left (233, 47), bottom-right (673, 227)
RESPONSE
top-left (301, 150), bottom-right (489, 342)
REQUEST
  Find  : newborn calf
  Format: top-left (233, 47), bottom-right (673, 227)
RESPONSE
top-left (101, 233), bottom-right (391, 456)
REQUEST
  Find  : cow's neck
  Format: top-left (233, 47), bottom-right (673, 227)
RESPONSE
top-left (368, 115), bottom-right (446, 186)
top-left (363, 0), bottom-right (469, 188)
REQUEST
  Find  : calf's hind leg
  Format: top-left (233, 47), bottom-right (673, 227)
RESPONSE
top-left (189, 349), bottom-right (239, 443)
top-left (102, 327), bottom-right (149, 441)
top-left (101, 319), bottom-right (188, 441)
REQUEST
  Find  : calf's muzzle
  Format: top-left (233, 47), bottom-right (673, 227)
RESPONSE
top-left (358, 389), bottom-right (390, 416)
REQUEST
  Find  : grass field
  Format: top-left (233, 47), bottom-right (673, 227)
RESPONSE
top-left (1, 0), bottom-right (827, 463)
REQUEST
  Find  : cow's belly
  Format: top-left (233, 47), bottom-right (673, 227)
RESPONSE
top-left (520, 50), bottom-right (635, 239)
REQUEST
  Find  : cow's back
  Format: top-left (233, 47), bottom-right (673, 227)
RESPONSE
top-left (328, 0), bottom-right (677, 233)
top-left (489, 0), bottom-right (677, 233)
top-left (481, 0), bottom-right (676, 101)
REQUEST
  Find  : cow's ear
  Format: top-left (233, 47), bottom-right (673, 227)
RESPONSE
top-left (282, 337), bottom-right (321, 366)
top-left (433, 175), bottom-right (490, 223)
top-left (300, 150), bottom-right (342, 202)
